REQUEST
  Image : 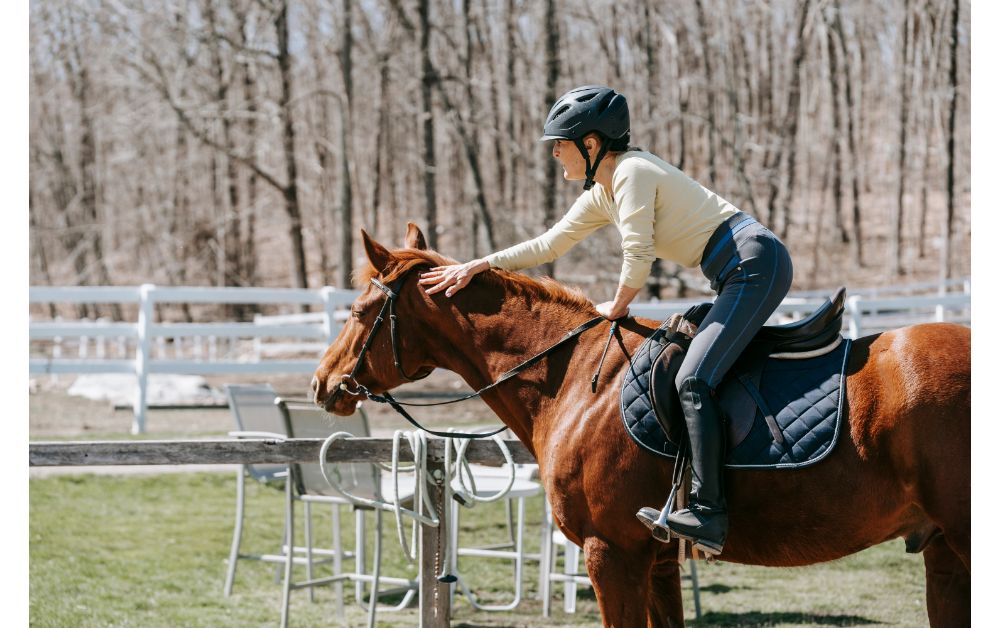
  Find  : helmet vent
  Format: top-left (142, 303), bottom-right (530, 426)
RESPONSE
top-left (597, 93), bottom-right (614, 114)
top-left (554, 104), bottom-right (571, 118)
top-left (576, 92), bottom-right (597, 102)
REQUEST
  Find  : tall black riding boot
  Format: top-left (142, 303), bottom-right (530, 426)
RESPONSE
top-left (665, 376), bottom-right (728, 555)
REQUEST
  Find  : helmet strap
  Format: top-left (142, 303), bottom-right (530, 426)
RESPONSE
top-left (575, 138), bottom-right (611, 191)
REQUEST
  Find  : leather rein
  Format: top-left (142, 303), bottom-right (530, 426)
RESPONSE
top-left (334, 272), bottom-right (619, 439)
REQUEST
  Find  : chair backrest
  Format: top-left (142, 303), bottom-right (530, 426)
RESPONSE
top-left (275, 399), bottom-right (381, 501)
top-left (224, 384), bottom-right (287, 482)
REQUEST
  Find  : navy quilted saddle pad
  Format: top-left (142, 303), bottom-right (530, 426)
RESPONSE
top-left (620, 326), bottom-right (851, 470)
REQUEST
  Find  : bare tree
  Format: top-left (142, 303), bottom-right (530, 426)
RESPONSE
top-left (942, 0), bottom-right (960, 281)
top-left (891, 0), bottom-right (913, 276)
top-left (418, 0), bottom-right (439, 249)
top-left (771, 0), bottom-right (812, 239)
top-left (540, 0), bottom-right (560, 278)
top-left (28, 0), bottom-right (971, 305)
top-left (830, 1), bottom-right (865, 266)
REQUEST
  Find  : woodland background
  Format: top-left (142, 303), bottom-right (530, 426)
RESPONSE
top-left (28, 0), bottom-right (971, 319)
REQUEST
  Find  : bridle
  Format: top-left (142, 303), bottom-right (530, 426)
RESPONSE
top-left (338, 274), bottom-right (433, 395)
top-left (331, 270), bottom-right (619, 439)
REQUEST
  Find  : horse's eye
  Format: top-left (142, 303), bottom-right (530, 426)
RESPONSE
top-left (350, 308), bottom-right (362, 319)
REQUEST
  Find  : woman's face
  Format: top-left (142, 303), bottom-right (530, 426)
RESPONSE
top-left (551, 136), bottom-right (599, 181)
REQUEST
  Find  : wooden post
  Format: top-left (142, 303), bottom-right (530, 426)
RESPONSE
top-left (420, 459), bottom-right (450, 627)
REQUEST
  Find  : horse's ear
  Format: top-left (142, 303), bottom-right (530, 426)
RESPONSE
top-left (361, 229), bottom-right (392, 273)
top-left (404, 222), bottom-right (428, 250)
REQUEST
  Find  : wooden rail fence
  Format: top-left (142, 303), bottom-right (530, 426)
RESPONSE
top-left (29, 436), bottom-right (535, 628)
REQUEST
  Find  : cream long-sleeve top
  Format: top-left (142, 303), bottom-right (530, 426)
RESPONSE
top-left (484, 150), bottom-right (740, 289)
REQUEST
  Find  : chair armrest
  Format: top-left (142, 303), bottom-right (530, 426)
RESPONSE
top-left (228, 430), bottom-right (287, 440)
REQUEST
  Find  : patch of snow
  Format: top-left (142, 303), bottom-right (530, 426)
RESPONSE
top-left (67, 374), bottom-right (226, 406)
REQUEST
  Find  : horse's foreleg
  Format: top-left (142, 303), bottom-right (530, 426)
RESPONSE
top-left (584, 536), bottom-right (655, 628)
top-left (647, 559), bottom-right (685, 628)
top-left (924, 536), bottom-right (970, 627)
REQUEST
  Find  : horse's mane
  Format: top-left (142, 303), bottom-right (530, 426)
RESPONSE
top-left (355, 247), bottom-right (596, 315)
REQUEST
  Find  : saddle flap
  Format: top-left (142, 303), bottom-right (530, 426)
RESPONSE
top-left (650, 343), bottom-right (757, 449)
top-left (716, 377), bottom-right (756, 445)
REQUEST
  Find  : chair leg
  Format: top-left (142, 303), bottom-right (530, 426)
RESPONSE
top-left (224, 467), bottom-right (246, 597)
top-left (540, 498), bottom-right (553, 617)
top-left (504, 499), bottom-right (515, 545)
top-left (688, 558), bottom-right (702, 619)
top-left (280, 476), bottom-right (295, 628)
top-left (448, 498), bottom-right (459, 607)
top-left (304, 501), bottom-right (314, 603)
top-left (355, 508), bottom-right (366, 606)
top-left (332, 504), bottom-right (344, 618)
top-left (510, 496), bottom-right (526, 607)
top-left (366, 508), bottom-right (383, 628)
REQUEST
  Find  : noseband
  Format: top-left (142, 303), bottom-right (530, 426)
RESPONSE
top-left (332, 269), bottom-right (616, 439)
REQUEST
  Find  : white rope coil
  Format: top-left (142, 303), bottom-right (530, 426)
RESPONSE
top-left (317, 429), bottom-right (518, 572)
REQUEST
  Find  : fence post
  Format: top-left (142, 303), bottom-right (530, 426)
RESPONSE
top-left (846, 295), bottom-right (862, 340)
top-left (419, 459), bottom-right (451, 628)
top-left (133, 284), bottom-right (155, 434)
top-left (321, 286), bottom-right (338, 343)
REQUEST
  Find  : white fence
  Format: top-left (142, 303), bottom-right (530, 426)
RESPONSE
top-left (29, 285), bottom-right (359, 434)
top-left (30, 281), bottom-right (970, 434)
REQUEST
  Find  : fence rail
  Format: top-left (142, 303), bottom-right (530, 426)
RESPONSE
top-left (30, 281), bottom-right (970, 434)
top-left (28, 437), bottom-right (534, 467)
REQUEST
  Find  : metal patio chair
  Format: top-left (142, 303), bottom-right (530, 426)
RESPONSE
top-left (223, 383), bottom-right (313, 597)
top-left (276, 397), bottom-right (418, 628)
top-left (444, 428), bottom-right (543, 612)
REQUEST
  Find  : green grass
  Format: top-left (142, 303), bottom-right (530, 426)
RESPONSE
top-left (30, 472), bottom-right (929, 627)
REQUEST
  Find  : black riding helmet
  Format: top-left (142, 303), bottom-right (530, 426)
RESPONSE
top-left (540, 85), bottom-right (630, 190)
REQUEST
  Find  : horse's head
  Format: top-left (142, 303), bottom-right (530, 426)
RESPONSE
top-left (311, 223), bottom-right (447, 415)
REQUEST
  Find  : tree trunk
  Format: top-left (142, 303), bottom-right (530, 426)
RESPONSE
top-left (772, 0), bottom-right (811, 239)
top-left (371, 51), bottom-right (390, 240)
top-left (824, 11), bottom-right (848, 244)
top-left (541, 0), bottom-right (560, 278)
top-left (693, 0), bottom-right (717, 186)
top-left (203, 0), bottom-right (241, 290)
top-left (504, 0), bottom-right (518, 213)
top-left (236, 3), bottom-right (258, 290)
top-left (641, 0), bottom-right (661, 154)
top-left (831, 1), bottom-right (864, 266)
top-left (891, 0), bottom-right (913, 277)
top-left (418, 0), bottom-right (438, 250)
top-left (942, 0), bottom-right (959, 282)
top-left (275, 0), bottom-right (308, 289)
top-left (338, 0), bottom-right (354, 289)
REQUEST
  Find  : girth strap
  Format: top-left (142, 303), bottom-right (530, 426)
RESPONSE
top-left (737, 373), bottom-right (789, 452)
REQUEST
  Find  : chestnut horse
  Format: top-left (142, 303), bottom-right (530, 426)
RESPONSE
top-left (312, 225), bottom-right (970, 627)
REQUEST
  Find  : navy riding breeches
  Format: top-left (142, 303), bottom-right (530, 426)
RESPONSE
top-left (674, 212), bottom-right (794, 390)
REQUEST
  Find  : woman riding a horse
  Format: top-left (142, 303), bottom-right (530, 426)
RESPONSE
top-left (419, 85), bottom-right (794, 556)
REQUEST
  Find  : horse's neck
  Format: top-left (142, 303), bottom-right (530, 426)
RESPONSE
top-left (429, 296), bottom-right (598, 446)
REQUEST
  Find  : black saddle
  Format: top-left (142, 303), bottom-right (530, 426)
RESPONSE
top-left (680, 287), bottom-right (847, 355)
top-left (648, 288), bottom-right (848, 454)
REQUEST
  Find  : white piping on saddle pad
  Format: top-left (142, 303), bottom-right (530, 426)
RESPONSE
top-left (769, 334), bottom-right (844, 360)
